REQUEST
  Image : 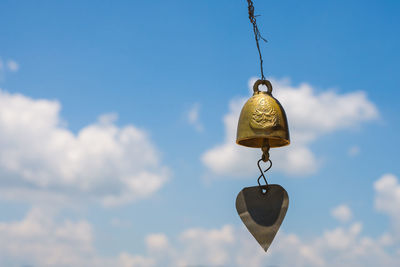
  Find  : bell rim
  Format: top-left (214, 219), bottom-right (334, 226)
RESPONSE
top-left (236, 136), bottom-right (290, 148)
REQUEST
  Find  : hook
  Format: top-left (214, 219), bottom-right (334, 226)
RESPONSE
top-left (257, 158), bottom-right (272, 194)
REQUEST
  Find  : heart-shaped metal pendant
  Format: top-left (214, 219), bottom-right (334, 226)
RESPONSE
top-left (236, 184), bottom-right (289, 252)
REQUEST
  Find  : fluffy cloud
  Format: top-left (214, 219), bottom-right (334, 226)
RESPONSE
top-left (331, 204), bottom-right (353, 223)
top-left (146, 233), bottom-right (169, 251)
top-left (118, 254), bottom-right (155, 267)
top-left (117, 173), bottom-right (400, 267)
top-left (144, 226), bottom-right (236, 267)
top-left (0, 89), bottom-right (169, 206)
top-left (135, 174), bottom-right (399, 267)
top-left (1, 216), bottom-right (397, 267)
top-left (202, 78), bottom-right (378, 177)
top-left (374, 174), bottom-right (400, 238)
top-left (0, 208), bottom-right (155, 267)
top-left (178, 225), bottom-right (235, 266)
top-left (0, 208), bottom-right (94, 266)
top-left (0, 209), bottom-right (234, 267)
top-left (142, 225), bottom-right (237, 267)
top-left (114, 222), bottom-right (399, 267)
top-left (3, 174), bottom-right (400, 267)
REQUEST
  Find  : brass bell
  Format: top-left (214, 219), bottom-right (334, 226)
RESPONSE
top-left (236, 80), bottom-right (290, 153)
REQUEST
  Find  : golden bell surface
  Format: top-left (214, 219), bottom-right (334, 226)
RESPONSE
top-left (236, 80), bottom-right (290, 148)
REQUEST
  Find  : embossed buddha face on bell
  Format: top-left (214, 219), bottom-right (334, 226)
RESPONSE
top-left (235, 80), bottom-right (291, 253)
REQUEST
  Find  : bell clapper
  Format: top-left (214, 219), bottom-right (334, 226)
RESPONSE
top-left (261, 143), bottom-right (270, 162)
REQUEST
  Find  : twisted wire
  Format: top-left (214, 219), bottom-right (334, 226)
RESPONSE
top-left (246, 0), bottom-right (268, 80)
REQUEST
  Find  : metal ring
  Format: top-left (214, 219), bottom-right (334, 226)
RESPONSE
top-left (253, 79), bottom-right (273, 94)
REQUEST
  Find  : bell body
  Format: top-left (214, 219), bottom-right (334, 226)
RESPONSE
top-left (236, 80), bottom-right (290, 148)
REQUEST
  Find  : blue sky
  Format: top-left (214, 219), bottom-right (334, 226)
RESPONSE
top-left (0, 0), bottom-right (399, 266)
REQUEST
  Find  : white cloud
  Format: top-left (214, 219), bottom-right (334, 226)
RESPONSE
top-left (140, 225), bottom-right (237, 267)
top-left (202, 78), bottom-right (378, 177)
top-left (0, 207), bottom-right (95, 266)
top-left (0, 214), bottom-right (235, 267)
top-left (0, 207), bottom-right (155, 267)
top-left (117, 221), bottom-right (400, 267)
top-left (133, 179), bottom-right (400, 267)
top-left (128, 173), bottom-right (396, 267)
top-left (7, 60), bottom-right (19, 72)
top-left (3, 172), bottom-right (400, 267)
top-left (186, 103), bottom-right (203, 132)
top-left (118, 253), bottom-right (155, 267)
top-left (178, 225), bottom-right (235, 266)
top-left (331, 204), bottom-right (353, 223)
top-left (0, 89), bottom-right (169, 206)
top-left (146, 233), bottom-right (169, 251)
top-left (1, 215), bottom-right (397, 267)
top-left (374, 174), bottom-right (400, 238)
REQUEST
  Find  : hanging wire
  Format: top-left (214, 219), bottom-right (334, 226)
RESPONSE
top-left (246, 0), bottom-right (268, 81)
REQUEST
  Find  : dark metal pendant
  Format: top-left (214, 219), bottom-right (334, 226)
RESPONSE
top-left (236, 184), bottom-right (289, 252)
